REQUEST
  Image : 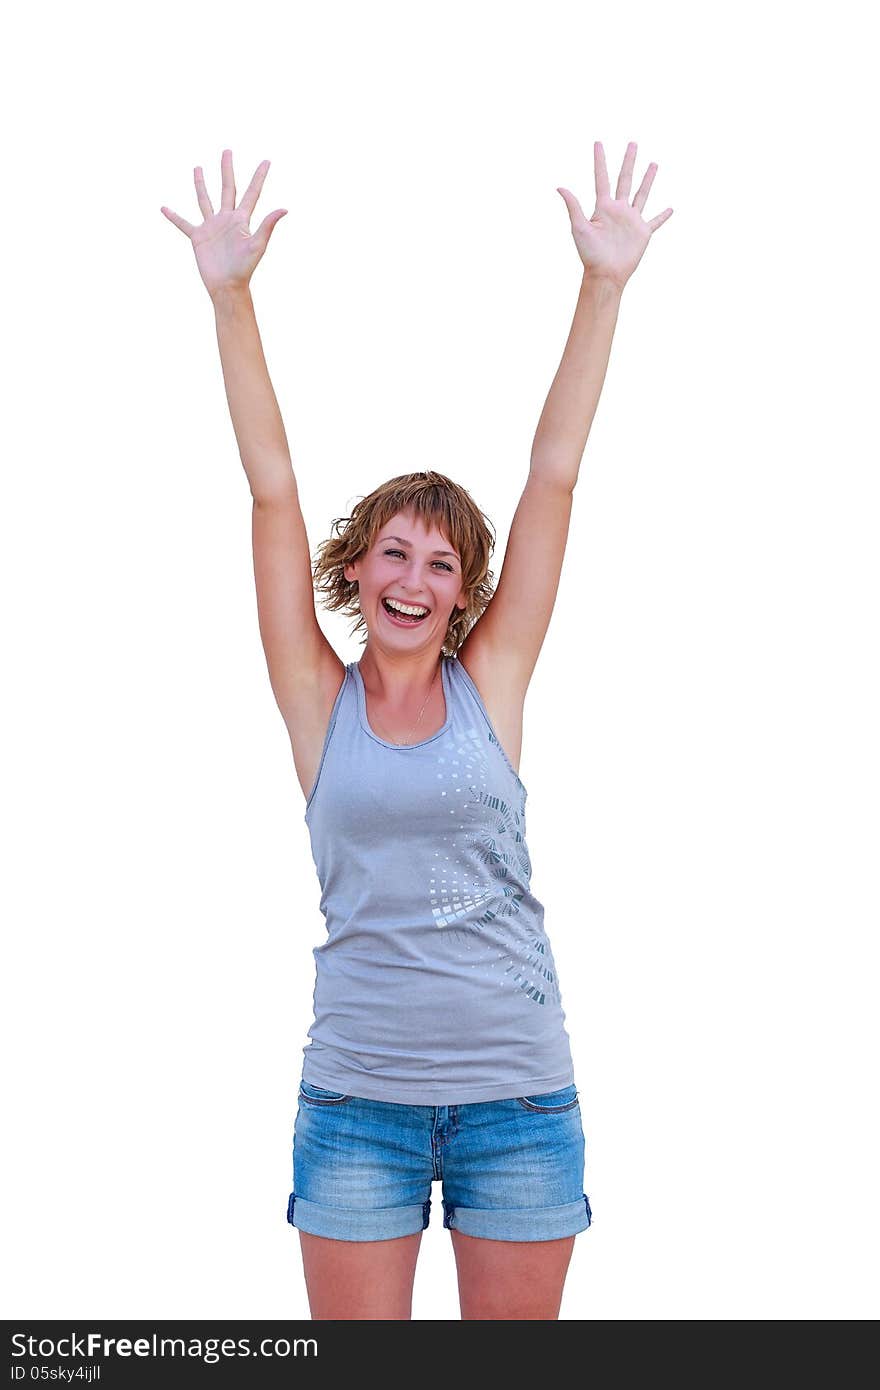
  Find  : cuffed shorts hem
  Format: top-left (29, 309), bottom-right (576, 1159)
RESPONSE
top-left (286, 1190), bottom-right (592, 1243)
top-left (442, 1193), bottom-right (592, 1242)
top-left (287, 1191), bottom-right (432, 1242)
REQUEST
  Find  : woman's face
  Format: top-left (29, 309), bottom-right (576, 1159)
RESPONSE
top-left (344, 511), bottom-right (468, 647)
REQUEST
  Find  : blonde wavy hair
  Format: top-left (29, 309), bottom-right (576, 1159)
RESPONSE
top-left (312, 471), bottom-right (497, 656)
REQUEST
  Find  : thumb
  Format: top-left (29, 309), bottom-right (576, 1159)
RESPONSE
top-left (254, 208), bottom-right (288, 247)
top-left (556, 186), bottom-right (586, 223)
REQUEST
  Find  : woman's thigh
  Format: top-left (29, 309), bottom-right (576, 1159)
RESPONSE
top-left (450, 1229), bottom-right (576, 1319)
top-left (440, 1083), bottom-right (591, 1317)
top-left (299, 1229), bottom-right (424, 1320)
top-left (287, 1081), bottom-right (435, 1319)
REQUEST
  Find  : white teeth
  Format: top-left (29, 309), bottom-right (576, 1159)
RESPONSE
top-left (385, 598), bottom-right (429, 617)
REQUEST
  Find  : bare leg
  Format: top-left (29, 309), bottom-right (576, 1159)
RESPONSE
top-left (450, 1231), bottom-right (576, 1319)
top-left (298, 1230), bottom-right (423, 1320)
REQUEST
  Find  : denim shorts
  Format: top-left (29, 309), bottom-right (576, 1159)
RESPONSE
top-left (286, 1078), bottom-right (592, 1243)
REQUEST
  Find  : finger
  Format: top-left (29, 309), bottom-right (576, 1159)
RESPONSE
top-left (632, 162), bottom-right (658, 213)
top-left (160, 205), bottom-right (196, 237)
top-left (238, 158), bottom-right (271, 223)
top-left (594, 141), bottom-right (610, 200)
top-left (220, 148), bottom-right (236, 212)
top-left (616, 141), bottom-right (637, 201)
top-left (647, 207), bottom-right (673, 232)
top-left (193, 166), bottom-right (214, 220)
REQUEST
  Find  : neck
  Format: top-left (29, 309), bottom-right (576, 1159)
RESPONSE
top-left (358, 646), bottom-right (442, 703)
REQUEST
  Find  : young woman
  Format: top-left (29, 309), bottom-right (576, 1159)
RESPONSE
top-left (161, 143), bottom-right (672, 1319)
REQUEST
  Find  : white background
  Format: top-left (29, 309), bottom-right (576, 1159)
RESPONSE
top-left (3, 0), bottom-right (877, 1321)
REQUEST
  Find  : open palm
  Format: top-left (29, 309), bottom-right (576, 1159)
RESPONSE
top-left (161, 149), bottom-right (288, 299)
top-left (557, 141), bottom-right (672, 290)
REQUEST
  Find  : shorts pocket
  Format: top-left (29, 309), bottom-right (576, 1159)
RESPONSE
top-left (298, 1080), bottom-right (353, 1105)
top-left (515, 1083), bottom-right (579, 1113)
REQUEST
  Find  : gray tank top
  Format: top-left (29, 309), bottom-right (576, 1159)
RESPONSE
top-left (299, 653), bottom-right (575, 1104)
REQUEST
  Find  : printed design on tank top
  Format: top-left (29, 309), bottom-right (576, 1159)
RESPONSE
top-left (428, 721), bottom-right (561, 1007)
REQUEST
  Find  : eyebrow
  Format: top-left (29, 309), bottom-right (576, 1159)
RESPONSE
top-left (379, 535), bottom-right (459, 560)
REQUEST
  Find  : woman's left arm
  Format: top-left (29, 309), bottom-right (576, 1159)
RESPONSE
top-left (457, 142), bottom-right (672, 694)
top-left (531, 140), bottom-right (673, 487)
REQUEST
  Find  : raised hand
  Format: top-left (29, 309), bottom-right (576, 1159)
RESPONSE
top-left (160, 149), bottom-right (288, 300)
top-left (557, 141), bottom-right (672, 291)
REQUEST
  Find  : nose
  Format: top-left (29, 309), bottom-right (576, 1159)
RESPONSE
top-left (400, 576), bottom-right (428, 599)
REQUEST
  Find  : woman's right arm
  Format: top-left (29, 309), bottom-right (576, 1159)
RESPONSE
top-left (211, 283), bottom-right (295, 504)
top-left (212, 282), bottom-right (334, 695)
top-left (162, 152), bottom-right (341, 730)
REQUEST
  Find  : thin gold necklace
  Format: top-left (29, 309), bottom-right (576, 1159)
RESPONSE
top-left (369, 662), bottom-right (441, 746)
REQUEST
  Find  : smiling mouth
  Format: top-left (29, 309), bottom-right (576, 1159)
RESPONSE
top-left (381, 597), bottom-right (430, 625)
